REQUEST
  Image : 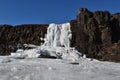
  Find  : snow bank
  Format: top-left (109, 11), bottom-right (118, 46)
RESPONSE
top-left (11, 46), bottom-right (81, 61)
top-left (11, 49), bottom-right (41, 58)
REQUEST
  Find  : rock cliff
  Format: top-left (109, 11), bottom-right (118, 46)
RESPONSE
top-left (71, 8), bottom-right (120, 62)
top-left (0, 24), bottom-right (48, 55)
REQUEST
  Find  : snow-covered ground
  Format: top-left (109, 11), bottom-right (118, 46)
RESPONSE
top-left (0, 56), bottom-right (120, 80)
top-left (0, 23), bottom-right (120, 80)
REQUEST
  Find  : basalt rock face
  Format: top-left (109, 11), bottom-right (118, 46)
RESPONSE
top-left (0, 24), bottom-right (48, 55)
top-left (71, 8), bottom-right (120, 62)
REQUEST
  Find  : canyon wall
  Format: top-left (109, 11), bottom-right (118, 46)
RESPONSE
top-left (70, 8), bottom-right (120, 62)
top-left (0, 24), bottom-right (48, 55)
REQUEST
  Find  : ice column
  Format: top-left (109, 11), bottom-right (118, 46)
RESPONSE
top-left (44, 23), bottom-right (72, 47)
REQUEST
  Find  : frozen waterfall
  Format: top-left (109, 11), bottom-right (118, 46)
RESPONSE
top-left (10, 23), bottom-right (81, 61)
top-left (44, 23), bottom-right (72, 47)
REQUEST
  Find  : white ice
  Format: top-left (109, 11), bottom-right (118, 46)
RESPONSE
top-left (44, 23), bottom-right (72, 47)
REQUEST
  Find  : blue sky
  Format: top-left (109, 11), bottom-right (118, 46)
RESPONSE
top-left (0, 0), bottom-right (119, 25)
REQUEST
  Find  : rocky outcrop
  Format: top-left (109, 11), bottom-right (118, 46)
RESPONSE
top-left (0, 24), bottom-right (48, 55)
top-left (71, 8), bottom-right (120, 62)
top-left (97, 42), bottom-right (120, 62)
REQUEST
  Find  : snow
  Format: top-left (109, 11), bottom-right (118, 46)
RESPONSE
top-left (11, 49), bottom-right (40, 58)
top-left (10, 45), bottom-right (81, 62)
top-left (0, 56), bottom-right (120, 80)
top-left (23, 44), bottom-right (38, 48)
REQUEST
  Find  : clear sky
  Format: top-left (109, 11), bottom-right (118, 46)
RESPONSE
top-left (0, 0), bottom-right (119, 25)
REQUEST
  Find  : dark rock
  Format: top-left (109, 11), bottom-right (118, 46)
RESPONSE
top-left (110, 17), bottom-right (120, 43)
top-left (0, 24), bottom-right (48, 55)
top-left (70, 8), bottom-right (120, 62)
top-left (70, 20), bottom-right (77, 47)
top-left (97, 42), bottom-right (120, 62)
top-left (39, 54), bottom-right (57, 59)
top-left (93, 11), bottom-right (110, 25)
